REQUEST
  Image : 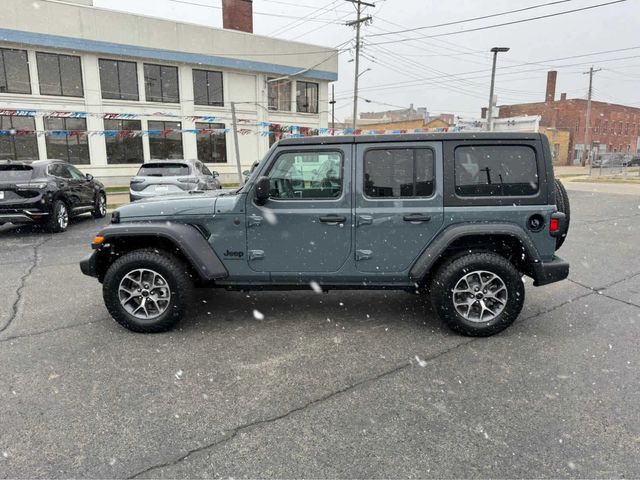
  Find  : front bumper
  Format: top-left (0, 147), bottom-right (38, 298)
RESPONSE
top-left (532, 256), bottom-right (570, 286)
top-left (80, 252), bottom-right (99, 279)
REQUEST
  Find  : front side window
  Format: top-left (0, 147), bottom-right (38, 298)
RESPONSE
top-left (454, 145), bottom-right (538, 197)
top-left (268, 78), bottom-right (291, 111)
top-left (267, 151), bottom-right (342, 199)
top-left (364, 148), bottom-right (435, 198)
top-left (148, 121), bottom-right (183, 159)
top-left (0, 48), bottom-right (31, 94)
top-left (296, 81), bottom-right (318, 113)
top-left (0, 115), bottom-right (38, 161)
top-left (144, 64), bottom-right (179, 103)
top-left (37, 52), bottom-right (83, 97)
top-left (99, 59), bottom-right (139, 101)
top-left (193, 69), bottom-right (223, 106)
top-left (104, 119), bottom-right (143, 164)
top-left (196, 122), bottom-right (227, 163)
top-left (44, 117), bottom-right (90, 165)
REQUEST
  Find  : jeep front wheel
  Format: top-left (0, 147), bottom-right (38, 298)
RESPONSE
top-left (430, 252), bottom-right (525, 337)
top-left (103, 249), bottom-right (194, 333)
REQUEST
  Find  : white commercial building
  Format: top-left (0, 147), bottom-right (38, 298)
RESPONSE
top-left (0, 0), bottom-right (338, 184)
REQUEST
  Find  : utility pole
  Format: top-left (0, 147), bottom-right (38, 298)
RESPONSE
top-left (330, 84), bottom-right (336, 132)
top-left (582, 66), bottom-right (601, 167)
top-left (486, 47), bottom-right (510, 132)
top-left (346, 0), bottom-right (374, 131)
top-left (230, 101), bottom-right (244, 185)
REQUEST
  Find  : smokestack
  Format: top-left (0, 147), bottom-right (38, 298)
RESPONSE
top-left (222, 0), bottom-right (253, 33)
top-left (545, 70), bottom-right (557, 103)
top-left (560, 93), bottom-right (567, 101)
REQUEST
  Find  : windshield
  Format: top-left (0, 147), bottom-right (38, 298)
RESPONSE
top-left (0, 164), bottom-right (33, 181)
top-left (137, 163), bottom-right (190, 177)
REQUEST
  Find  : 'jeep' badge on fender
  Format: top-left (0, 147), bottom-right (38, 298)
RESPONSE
top-left (224, 250), bottom-right (244, 259)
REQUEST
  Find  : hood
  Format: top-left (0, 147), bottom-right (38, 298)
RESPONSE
top-left (116, 191), bottom-right (226, 220)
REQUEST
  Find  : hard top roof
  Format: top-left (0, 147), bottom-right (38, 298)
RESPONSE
top-left (277, 132), bottom-right (542, 146)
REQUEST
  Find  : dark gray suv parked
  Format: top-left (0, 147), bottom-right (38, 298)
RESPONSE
top-left (129, 159), bottom-right (221, 202)
top-left (82, 133), bottom-right (570, 337)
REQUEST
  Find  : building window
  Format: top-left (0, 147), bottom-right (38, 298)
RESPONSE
top-left (296, 81), bottom-right (318, 113)
top-left (193, 69), bottom-right (223, 106)
top-left (148, 121), bottom-right (183, 159)
top-left (196, 122), bottom-right (227, 163)
top-left (0, 115), bottom-right (38, 160)
top-left (0, 48), bottom-right (31, 94)
top-left (36, 52), bottom-right (83, 97)
top-left (268, 78), bottom-right (291, 111)
top-left (454, 145), bottom-right (538, 197)
top-left (104, 119), bottom-right (143, 164)
top-left (99, 59), bottom-right (139, 101)
top-left (144, 64), bottom-right (179, 103)
top-left (44, 117), bottom-right (90, 165)
top-left (364, 148), bottom-right (435, 198)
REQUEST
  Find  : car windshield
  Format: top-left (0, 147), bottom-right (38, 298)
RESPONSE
top-left (137, 163), bottom-right (190, 177)
top-left (0, 164), bottom-right (33, 181)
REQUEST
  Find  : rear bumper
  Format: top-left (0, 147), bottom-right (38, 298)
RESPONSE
top-left (532, 256), bottom-right (570, 287)
top-left (80, 252), bottom-right (99, 278)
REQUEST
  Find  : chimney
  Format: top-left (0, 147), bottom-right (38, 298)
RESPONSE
top-left (481, 107), bottom-right (488, 119)
top-left (560, 92), bottom-right (567, 101)
top-left (545, 70), bottom-right (557, 103)
top-left (223, 0), bottom-right (253, 33)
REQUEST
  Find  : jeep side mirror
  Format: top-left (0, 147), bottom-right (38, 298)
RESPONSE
top-left (211, 171), bottom-right (220, 178)
top-left (255, 176), bottom-right (270, 205)
top-left (85, 173), bottom-right (94, 181)
top-left (242, 170), bottom-right (251, 177)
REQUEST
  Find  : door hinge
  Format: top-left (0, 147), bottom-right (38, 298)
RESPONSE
top-left (356, 249), bottom-right (373, 261)
top-left (248, 250), bottom-right (265, 261)
top-left (248, 214), bottom-right (263, 227)
top-left (357, 215), bottom-right (373, 227)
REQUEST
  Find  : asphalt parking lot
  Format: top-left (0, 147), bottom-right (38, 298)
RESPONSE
top-left (1, 186), bottom-right (639, 478)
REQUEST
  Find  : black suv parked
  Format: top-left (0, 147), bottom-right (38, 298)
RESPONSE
top-left (0, 160), bottom-right (107, 232)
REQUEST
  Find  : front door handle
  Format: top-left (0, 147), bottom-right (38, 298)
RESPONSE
top-left (403, 213), bottom-right (431, 223)
top-left (319, 215), bottom-right (346, 225)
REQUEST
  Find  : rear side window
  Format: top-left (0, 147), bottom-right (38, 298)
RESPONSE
top-left (454, 145), bottom-right (538, 197)
top-left (0, 164), bottom-right (33, 181)
top-left (137, 163), bottom-right (190, 177)
top-left (364, 148), bottom-right (435, 198)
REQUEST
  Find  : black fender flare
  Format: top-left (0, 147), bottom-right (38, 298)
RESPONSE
top-left (95, 222), bottom-right (228, 281)
top-left (409, 223), bottom-right (542, 281)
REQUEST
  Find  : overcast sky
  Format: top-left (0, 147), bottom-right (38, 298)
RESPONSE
top-left (93, 0), bottom-right (640, 121)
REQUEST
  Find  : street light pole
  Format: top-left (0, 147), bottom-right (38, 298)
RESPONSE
top-left (486, 47), bottom-right (510, 132)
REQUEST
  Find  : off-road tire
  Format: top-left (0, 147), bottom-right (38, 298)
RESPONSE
top-left (45, 200), bottom-right (69, 233)
top-left (92, 191), bottom-right (107, 219)
top-left (430, 252), bottom-right (525, 337)
top-left (554, 179), bottom-right (570, 250)
top-left (103, 249), bottom-right (194, 333)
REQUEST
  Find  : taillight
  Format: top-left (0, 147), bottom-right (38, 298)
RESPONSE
top-left (549, 218), bottom-right (559, 233)
top-left (130, 177), bottom-right (144, 184)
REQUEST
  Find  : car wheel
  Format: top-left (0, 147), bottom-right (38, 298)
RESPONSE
top-left (430, 252), bottom-right (525, 337)
top-left (45, 200), bottom-right (69, 233)
top-left (554, 179), bottom-right (570, 250)
top-left (103, 249), bottom-right (194, 333)
top-left (92, 192), bottom-right (107, 219)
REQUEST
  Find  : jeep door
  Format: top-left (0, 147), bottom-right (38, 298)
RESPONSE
top-left (354, 141), bottom-right (444, 273)
top-left (245, 145), bottom-right (352, 274)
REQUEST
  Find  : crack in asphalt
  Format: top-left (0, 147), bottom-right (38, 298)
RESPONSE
top-left (0, 320), bottom-right (98, 344)
top-left (127, 339), bottom-right (475, 479)
top-left (0, 237), bottom-right (51, 334)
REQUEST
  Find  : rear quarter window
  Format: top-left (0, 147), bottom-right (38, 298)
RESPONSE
top-left (454, 145), bottom-right (538, 197)
top-left (0, 164), bottom-right (33, 181)
top-left (137, 163), bottom-right (190, 177)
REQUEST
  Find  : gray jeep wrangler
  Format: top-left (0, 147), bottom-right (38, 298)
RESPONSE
top-left (81, 133), bottom-right (570, 337)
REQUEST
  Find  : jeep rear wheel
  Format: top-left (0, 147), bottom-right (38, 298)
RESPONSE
top-left (103, 249), bottom-right (194, 333)
top-left (554, 179), bottom-right (570, 250)
top-left (430, 252), bottom-right (525, 337)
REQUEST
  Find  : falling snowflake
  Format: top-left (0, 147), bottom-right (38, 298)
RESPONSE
top-left (414, 355), bottom-right (428, 367)
top-left (253, 309), bottom-right (265, 320)
top-left (309, 281), bottom-right (322, 293)
top-left (175, 370), bottom-right (183, 380)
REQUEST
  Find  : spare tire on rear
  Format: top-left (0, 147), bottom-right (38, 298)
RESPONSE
top-left (554, 179), bottom-right (570, 250)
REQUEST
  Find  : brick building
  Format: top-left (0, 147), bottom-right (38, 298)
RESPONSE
top-left (497, 71), bottom-right (640, 164)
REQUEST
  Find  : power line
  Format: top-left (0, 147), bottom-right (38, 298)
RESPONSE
top-left (268, 0), bottom-right (342, 36)
top-left (368, 0), bottom-right (576, 37)
top-left (366, 0), bottom-right (629, 46)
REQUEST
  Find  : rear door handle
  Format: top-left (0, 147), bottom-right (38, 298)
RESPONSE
top-left (319, 215), bottom-right (346, 224)
top-left (403, 213), bottom-right (431, 223)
